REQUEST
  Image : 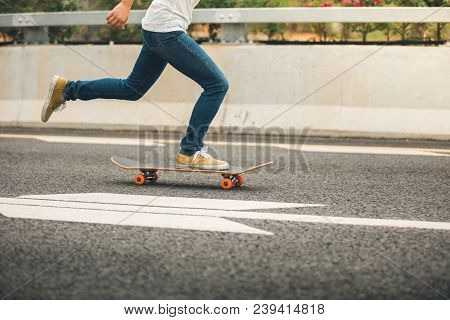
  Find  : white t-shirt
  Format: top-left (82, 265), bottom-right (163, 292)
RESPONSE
top-left (142, 0), bottom-right (200, 33)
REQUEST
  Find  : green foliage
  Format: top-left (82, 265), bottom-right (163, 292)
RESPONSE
top-left (0, 0), bottom-right (80, 13)
top-left (198, 0), bottom-right (292, 40)
top-left (198, 0), bottom-right (293, 8)
top-left (0, 0), bottom-right (81, 42)
top-left (92, 0), bottom-right (151, 10)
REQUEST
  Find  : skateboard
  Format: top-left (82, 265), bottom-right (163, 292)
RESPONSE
top-left (111, 156), bottom-right (273, 190)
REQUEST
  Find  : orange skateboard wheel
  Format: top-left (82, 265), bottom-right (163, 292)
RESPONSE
top-left (220, 178), bottom-right (233, 190)
top-left (134, 174), bottom-right (146, 185)
top-left (235, 175), bottom-right (244, 187)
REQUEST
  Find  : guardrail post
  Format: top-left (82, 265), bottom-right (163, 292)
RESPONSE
top-left (24, 27), bottom-right (49, 44)
top-left (221, 23), bottom-right (247, 43)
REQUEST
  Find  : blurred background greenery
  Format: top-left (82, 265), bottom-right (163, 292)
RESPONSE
top-left (0, 0), bottom-right (448, 44)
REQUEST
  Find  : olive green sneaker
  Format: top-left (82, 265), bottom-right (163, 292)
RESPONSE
top-left (176, 147), bottom-right (230, 170)
top-left (41, 75), bottom-right (69, 122)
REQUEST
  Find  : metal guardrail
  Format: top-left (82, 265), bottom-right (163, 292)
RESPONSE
top-left (0, 7), bottom-right (449, 43)
top-left (1, 7), bottom-right (449, 27)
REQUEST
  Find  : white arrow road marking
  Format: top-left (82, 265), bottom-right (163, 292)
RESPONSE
top-left (20, 193), bottom-right (323, 210)
top-left (0, 195), bottom-right (449, 234)
top-left (1, 198), bottom-right (450, 231)
top-left (1, 134), bottom-right (448, 157)
top-left (0, 203), bottom-right (271, 235)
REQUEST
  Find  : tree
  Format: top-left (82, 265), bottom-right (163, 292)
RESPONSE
top-left (418, 0), bottom-right (448, 41)
top-left (388, 0), bottom-right (427, 42)
top-left (198, 0), bottom-right (292, 41)
top-left (339, 0), bottom-right (384, 43)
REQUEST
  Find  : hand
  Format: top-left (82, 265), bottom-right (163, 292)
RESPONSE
top-left (106, 2), bottom-right (131, 30)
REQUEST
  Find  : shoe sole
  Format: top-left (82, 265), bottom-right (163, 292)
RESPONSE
top-left (176, 164), bottom-right (230, 170)
top-left (175, 164), bottom-right (192, 169)
top-left (41, 75), bottom-right (60, 123)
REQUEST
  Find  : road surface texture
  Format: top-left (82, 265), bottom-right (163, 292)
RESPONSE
top-left (0, 128), bottom-right (448, 299)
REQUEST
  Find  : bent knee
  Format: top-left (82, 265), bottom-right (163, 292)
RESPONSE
top-left (221, 77), bottom-right (229, 93)
top-left (128, 92), bottom-right (143, 101)
top-left (209, 76), bottom-right (229, 93)
top-left (123, 80), bottom-right (144, 101)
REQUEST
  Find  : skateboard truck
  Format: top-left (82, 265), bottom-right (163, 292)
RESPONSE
top-left (134, 171), bottom-right (243, 190)
top-left (220, 174), bottom-right (244, 190)
top-left (134, 170), bottom-right (158, 185)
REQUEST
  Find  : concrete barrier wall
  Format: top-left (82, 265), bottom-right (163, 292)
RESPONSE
top-left (0, 44), bottom-right (449, 139)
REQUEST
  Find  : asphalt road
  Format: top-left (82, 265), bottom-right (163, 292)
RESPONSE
top-left (0, 128), bottom-right (449, 299)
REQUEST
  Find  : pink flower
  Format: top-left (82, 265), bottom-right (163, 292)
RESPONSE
top-left (374, 0), bottom-right (382, 4)
top-left (341, 0), bottom-right (352, 4)
top-left (353, 1), bottom-right (361, 6)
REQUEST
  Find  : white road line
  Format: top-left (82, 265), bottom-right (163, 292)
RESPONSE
top-left (0, 134), bottom-right (163, 146)
top-left (186, 140), bottom-right (449, 157)
top-left (285, 145), bottom-right (448, 157)
top-left (1, 133), bottom-right (448, 156)
top-left (19, 193), bottom-right (323, 210)
top-left (1, 196), bottom-right (449, 233)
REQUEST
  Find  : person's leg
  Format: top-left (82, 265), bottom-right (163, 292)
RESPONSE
top-left (63, 33), bottom-right (167, 102)
top-left (156, 32), bottom-right (229, 156)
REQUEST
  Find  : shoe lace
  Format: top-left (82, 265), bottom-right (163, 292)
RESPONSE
top-left (197, 146), bottom-right (211, 159)
top-left (54, 101), bottom-right (67, 113)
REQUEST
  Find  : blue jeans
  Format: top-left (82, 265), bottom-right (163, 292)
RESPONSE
top-left (63, 30), bottom-right (229, 156)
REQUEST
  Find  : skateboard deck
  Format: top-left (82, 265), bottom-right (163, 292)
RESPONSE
top-left (111, 156), bottom-right (273, 190)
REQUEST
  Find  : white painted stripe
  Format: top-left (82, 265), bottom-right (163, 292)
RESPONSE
top-left (285, 145), bottom-right (447, 157)
top-left (1, 197), bottom-right (449, 231)
top-left (1, 134), bottom-right (448, 157)
top-left (0, 134), bottom-right (163, 146)
top-left (19, 193), bottom-right (322, 210)
top-left (0, 203), bottom-right (271, 235)
top-left (198, 141), bottom-right (449, 157)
